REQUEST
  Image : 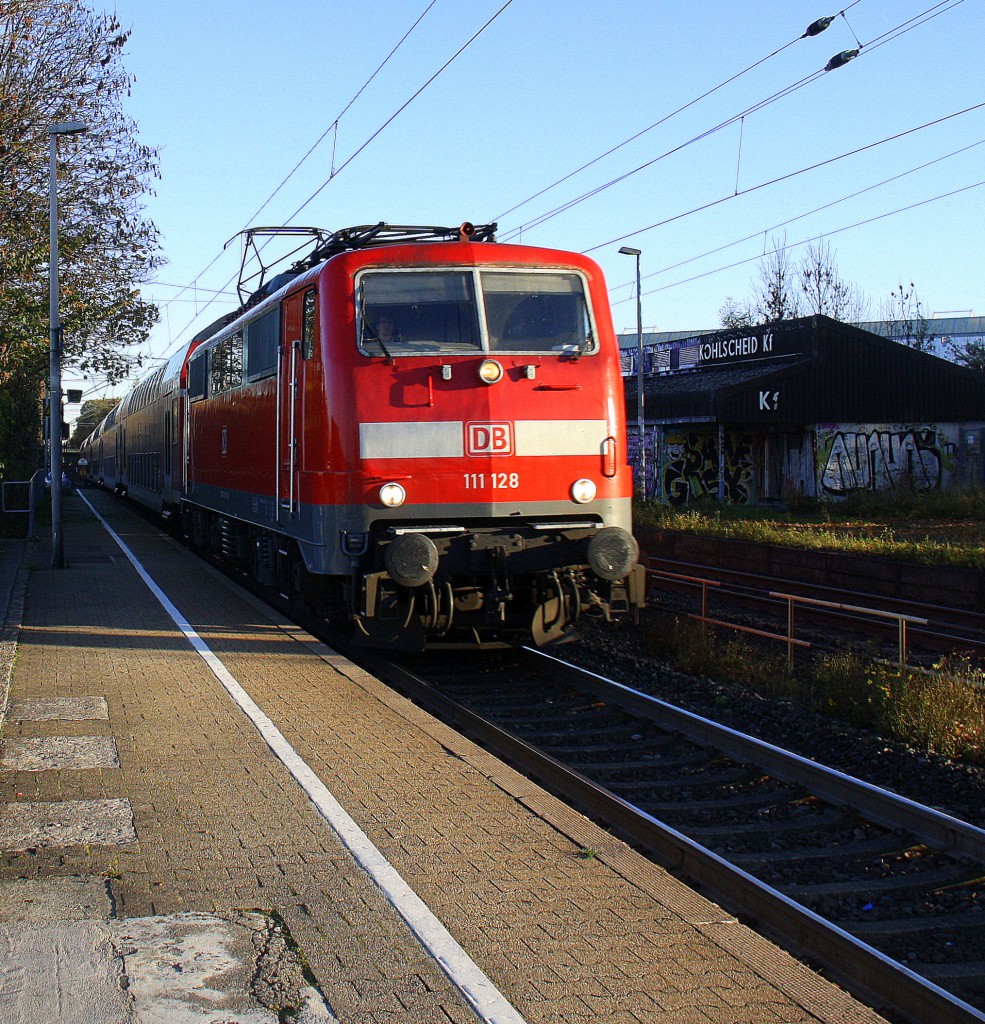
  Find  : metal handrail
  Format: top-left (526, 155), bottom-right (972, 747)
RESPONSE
top-left (1, 469), bottom-right (45, 540)
top-left (649, 566), bottom-right (927, 669)
top-left (770, 590), bottom-right (927, 669)
top-left (648, 568), bottom-right (719, 626)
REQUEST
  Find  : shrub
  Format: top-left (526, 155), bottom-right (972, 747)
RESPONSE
top-left (883, 657), bottom-right (985, 760)
top-left (644, 614), bottom-right (786, 691)
top-left (645, 612), bottom-right (984, 763)
top-left (807, 649), bottom-right (887, 727)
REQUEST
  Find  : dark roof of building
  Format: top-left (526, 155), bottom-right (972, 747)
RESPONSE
top-left (618, 315), bottom-right (984, 351)
top-left (623, 315), bottom-right (985, 425)
top-left (624, 358), bottom-right (804, 421)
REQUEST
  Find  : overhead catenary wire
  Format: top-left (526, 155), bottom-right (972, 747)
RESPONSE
top-left (242, 0), bottom-right (440, 226)
top-left (155, 0), bottom-right (440, 343)
top-left (491, 21), bottom-right (814, 225)
top-left (284, 0), bottom-right (515, 224)
top-left (861, 0), bottom-right (964, 53)
top-left (586, 100), bottom-right (985, 256)
top-left (614, 178), bottom-right (985, 306)
top-left (497, 66), bottom-right (827, 242)
top-left (150, 0), bottom-right (970, 371)
top-left (493, 2), bottom-right (868, 226)
top-left (165, 1), bottom-right (515, 352)
top-left (607, 135), bottom-right (985, 299)
top-left (150, 282), bottom-right (238, 297)
top-left (498, 0), bottom-right (967, 245)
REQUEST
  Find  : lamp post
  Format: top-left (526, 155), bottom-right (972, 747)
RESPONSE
top-left (618, 246), bottom-right (645, 496)
top-left (49, 120), bottom-right (86, 569)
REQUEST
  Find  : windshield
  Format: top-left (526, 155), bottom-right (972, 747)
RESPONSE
top-left (482, 271), bottom-right (593, 353)
top-left (358, 268), bottom-right (597, 357)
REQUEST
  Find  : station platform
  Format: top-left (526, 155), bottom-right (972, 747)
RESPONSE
top-left (0, 490), bottom-right (890, 1023)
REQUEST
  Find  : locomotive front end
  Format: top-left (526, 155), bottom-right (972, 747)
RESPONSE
top-left (339, 242), bottom-right (646, 648)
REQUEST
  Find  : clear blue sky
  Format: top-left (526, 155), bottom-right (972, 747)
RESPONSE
top-left (68, 0), bottom-right (984, 407)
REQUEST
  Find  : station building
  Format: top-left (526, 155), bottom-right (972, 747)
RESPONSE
top-left (618, 315), bottom-right (985, 505)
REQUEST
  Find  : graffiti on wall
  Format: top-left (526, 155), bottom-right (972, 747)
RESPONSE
top-left (662, 429), bottom-right (755, 505)
top-left (627, 427), bottom-right (660, 498)
top-left (817, 426), bottom-right (952, 495)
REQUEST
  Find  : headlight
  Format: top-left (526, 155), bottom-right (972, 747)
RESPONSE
top-left (570, 478), bottom-right (597, 504)
top-left (478, 358), bottom-right (504, 385)
top-left (379, 482), bottom-right (406, 507)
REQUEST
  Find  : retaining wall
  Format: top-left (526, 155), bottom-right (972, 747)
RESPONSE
top-left (635, 528), bottom-right (985, 612)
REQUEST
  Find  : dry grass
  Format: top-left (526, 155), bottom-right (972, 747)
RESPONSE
top-left (644, 616), bottom-right (985, 764)
top-left (882, 656), bottom-right (985, 761)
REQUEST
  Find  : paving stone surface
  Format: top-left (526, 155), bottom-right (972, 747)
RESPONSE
top-left (1, 734), bottom-right (119, 770)
top-left (0, 493), bottom-right (891, 1023)
top-left (0, 878), bottom-right (334, 1022)
top-left (6, 696), bottom-right (109, 721)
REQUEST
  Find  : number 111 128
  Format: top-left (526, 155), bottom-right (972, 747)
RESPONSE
top-left (464, 472), bottom-right (520, 489)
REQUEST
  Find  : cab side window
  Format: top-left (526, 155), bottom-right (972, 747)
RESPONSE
top-left (245, 307), bottom-right (280, 381)
top-left (302, 289), bottom-right (316, 359)
top-left (211, 330), bottom-right (244, 393)
top-left (188, 352), bottom-right (207, 401)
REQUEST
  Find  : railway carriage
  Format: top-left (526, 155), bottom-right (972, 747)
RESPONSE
top-left (82, 223), bottom-right (645, 648)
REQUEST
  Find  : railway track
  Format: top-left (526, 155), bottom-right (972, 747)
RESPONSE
top-left (647, 555), bottom-right (985, 663)
top-left (348, 644), bottom-right (985, 1024)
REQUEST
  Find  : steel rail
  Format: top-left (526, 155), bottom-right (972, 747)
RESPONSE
top-left (358, 645), bottom-right (985, 1024)
top-left (528, 647), bottom-right (985, 862)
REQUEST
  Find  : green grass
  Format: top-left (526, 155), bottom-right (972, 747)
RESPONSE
top-left (634, 486), bottom-right (985, 568)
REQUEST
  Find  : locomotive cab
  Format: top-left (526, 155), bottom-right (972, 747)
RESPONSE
top-left (330, 243), bottom-right (645, 647)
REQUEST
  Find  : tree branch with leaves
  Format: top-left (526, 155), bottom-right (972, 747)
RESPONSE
top-left (0, 0), bottom-right (163, 479)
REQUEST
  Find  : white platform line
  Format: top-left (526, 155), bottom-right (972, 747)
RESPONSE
top-left (78, 491), bottom-right (528, 1024)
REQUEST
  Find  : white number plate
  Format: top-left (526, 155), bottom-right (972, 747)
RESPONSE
top-left (464, 472), bottom-right (520, 489)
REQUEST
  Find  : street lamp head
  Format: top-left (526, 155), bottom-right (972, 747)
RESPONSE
top-left (49, 121), bottom-right (87, 135)
top-left (618, 246), bottom-right (642, 257)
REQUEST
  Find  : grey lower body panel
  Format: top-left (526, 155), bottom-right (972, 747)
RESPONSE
top-left (183, 482), bottom-right (633, 576)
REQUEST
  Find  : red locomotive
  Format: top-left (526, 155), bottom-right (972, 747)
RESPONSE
top-left (81, 223), bottom-right (645, 648)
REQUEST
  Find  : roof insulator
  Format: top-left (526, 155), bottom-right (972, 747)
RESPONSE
top-left (803, 16), bottom-right (834, 37)
top-left (825, 48), bottom-right (859, 71)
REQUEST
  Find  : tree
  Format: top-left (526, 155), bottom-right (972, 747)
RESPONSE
top-left (720, 237), bottom-right (874, 330)
top-left (945, 337), bottom-right (985, 374)
top-left (879, 282), bottom-right (934, 352)
top-left (718, 297), bottom-right (755, 330)
top-left (0, 1), bottom-right (162, 481)
top-left (720, 235), bottom-right (801, 328)
top-left (797, 239), bottom-right (870, 322)
top-left (754, 237), bottom-right (801, 323)
top-left (68, 397), bottom-right (119, 448)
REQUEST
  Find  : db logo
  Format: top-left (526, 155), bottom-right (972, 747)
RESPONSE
top-left (466, 421), bottom-right (513, 456)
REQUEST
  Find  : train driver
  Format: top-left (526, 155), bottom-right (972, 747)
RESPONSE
top-left (375, 314), bottom-right (401, 347)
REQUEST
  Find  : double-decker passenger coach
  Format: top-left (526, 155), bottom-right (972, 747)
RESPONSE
top-left (83, 223), bottom-right (645, 648)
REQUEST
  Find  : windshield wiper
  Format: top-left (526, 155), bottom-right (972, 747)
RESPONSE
top-left (358, 287), bottom-right (392, 358)
top-left (362, 321), bottom-right (392, 359)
